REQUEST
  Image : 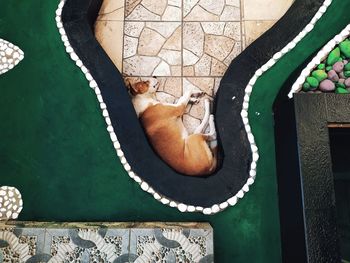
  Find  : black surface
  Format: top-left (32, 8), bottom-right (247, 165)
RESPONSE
top-left (274, 93), bottom-right (350, 263)
top-left (61, 0), bottom-right (325, 207)
top-left (329, 129), bottom-right (350, 262)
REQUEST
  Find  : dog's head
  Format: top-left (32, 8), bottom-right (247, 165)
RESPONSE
top-left (127, 77), bottom-right (159, 96)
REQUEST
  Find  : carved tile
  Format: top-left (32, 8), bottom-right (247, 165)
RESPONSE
top-left (129, 227), bottom-right (213, 262)
top-left (47, 228), bottom-right (128, 262)
top-left (0, 223), bottom-right (213, 262)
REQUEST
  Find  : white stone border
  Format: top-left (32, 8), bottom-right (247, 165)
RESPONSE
top-left (0, 38), bottom-right (24, 75)
top-left (0, 186), bottom-right (23, 220)
top-left (289, 23), bottom-right (350, 98)
top-left (55, 0), bottom-right (332, 215)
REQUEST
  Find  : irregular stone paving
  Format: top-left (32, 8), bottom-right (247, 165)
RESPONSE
top-left (0, 222), bottom-right (213, 262)
top-left (95, 0), bottom-right (293, 132)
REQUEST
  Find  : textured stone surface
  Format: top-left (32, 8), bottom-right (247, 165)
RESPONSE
top-left (122, 22), bottom-right (181, 76)
top-left (244, 0), bottom-right (294, 20)
top-left (244, 20), bottom-right (277, 47)
top-left (126, 0), bottom-right (181, 21)
top-left (205, 35), bottom-right (235, 61)
top-left (183, 22), bottom-right (205, 57)
top-left (97, 0), bottom-right (124, 20)
top-left (184, 22), bottom-right (240, 78)
top-left (95, 0), bottom-right (292, 131)
top-left (184, 0), bottom-right (241, 21)
top-left (0, 222), bottom-right (213, 262)
top-left (123, 55), bottom-right (161, 76)
top-left (138, 28), bottom-right (166, 56)
top-left (95, 21), bottom-right (124, 70)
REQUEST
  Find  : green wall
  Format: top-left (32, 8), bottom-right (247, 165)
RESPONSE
top-left (0, 0), bottom-right (349, 261)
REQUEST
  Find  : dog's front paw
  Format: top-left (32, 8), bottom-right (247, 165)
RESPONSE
top-left (191, 90), bottom-right (204, 98)
top-left (190, 98), bottom-right (200, 104)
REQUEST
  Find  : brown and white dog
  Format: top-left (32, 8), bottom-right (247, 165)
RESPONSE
top-left (127, 77), bottom-right (217, 176)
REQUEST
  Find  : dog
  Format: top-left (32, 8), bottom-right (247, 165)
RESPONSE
top-left (127, 77), bottom-right (217, 176)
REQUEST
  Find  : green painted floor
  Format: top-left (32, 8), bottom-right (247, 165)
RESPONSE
top-left (0, 0), bottom-right (349, 262)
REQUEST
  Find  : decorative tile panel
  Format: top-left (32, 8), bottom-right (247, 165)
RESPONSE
top-left (0, 222), bottom-right (213, 262)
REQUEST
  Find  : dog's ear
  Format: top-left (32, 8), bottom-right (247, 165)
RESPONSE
top-left (124, 78), bottom-right (133, 90)
top-left (130, 81), bottom-right (149, 96)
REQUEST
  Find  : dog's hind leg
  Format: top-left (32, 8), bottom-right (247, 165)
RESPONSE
top-left (194, 99), bottom-right (211, 134)
top-left (206, 114), bottom-right (217, 148)
top-left (203, 115), bottom-right (218, 173)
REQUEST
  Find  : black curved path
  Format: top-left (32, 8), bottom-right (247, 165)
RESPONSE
top-left (61, 0), bottom-right (324, 207)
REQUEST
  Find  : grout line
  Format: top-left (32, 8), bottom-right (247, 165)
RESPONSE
top-left (124, 19), bottom-right (241, 22)
top-left (122, 0), bottom-right (127, 74)
top-left (240, 0), bottom-right (245, 50)
top-left (181, 2), bottom-right (184, 95)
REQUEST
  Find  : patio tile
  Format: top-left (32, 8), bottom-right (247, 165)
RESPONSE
top-left (95, 21), bottom-right (124, 71)
top-left (123, 22), bottom-right (181, 77)
top-left (243, 0), bottom-right (294, 20)
top-left (244, 20), bottom-right (276, 47)
top-left (96, 0), bottom-right (124, 21)
top-left (184, 0), bottom-right (240, 21)
top-left (183, 22), bottom-right (241, 77)
top-left (126, 0), bottom-right (182, 21)
top-left (94, 0), bottom-right (293, 132)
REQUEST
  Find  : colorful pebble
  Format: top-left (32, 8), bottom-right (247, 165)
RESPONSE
top-left (328, 70), bottom-right (339, 82)
top-left (302, 39), bottom-right (350, 94)
top-left (317, 63), bottom-right (325, 70)
top-left (335, 87), bottom-right (350, 94)
top-left (327, 47), bottom-right (341, 66)
top-left (345, 63), bottom-right (350, 71)
top-left (306, 77), bottom-right (319, 89)
top-left (333, 61), bottom-right (344, 73)
top-left (339, 40), bottom-right (350, 58)
top-left (319, 79), bottom-right (335, 92)
top-left (345, 78), bottom-right (350, 88)
top-left (311, 70), bottom-right (327, 82)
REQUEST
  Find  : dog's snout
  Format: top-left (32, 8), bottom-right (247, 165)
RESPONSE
top-left (152, 76), bottom-right (157, 79)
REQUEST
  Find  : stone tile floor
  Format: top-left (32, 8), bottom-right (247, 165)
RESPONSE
top-left (0, 222), bottom-right (213, 262)
top-left (95, 0), bottom-right (294, 132)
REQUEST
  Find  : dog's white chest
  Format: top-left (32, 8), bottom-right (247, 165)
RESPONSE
top-left (132, 96), bottom-right (158, 117)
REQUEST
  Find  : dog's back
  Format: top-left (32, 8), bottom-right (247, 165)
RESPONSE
top-left (140, 104), bottom-right (216, 176)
